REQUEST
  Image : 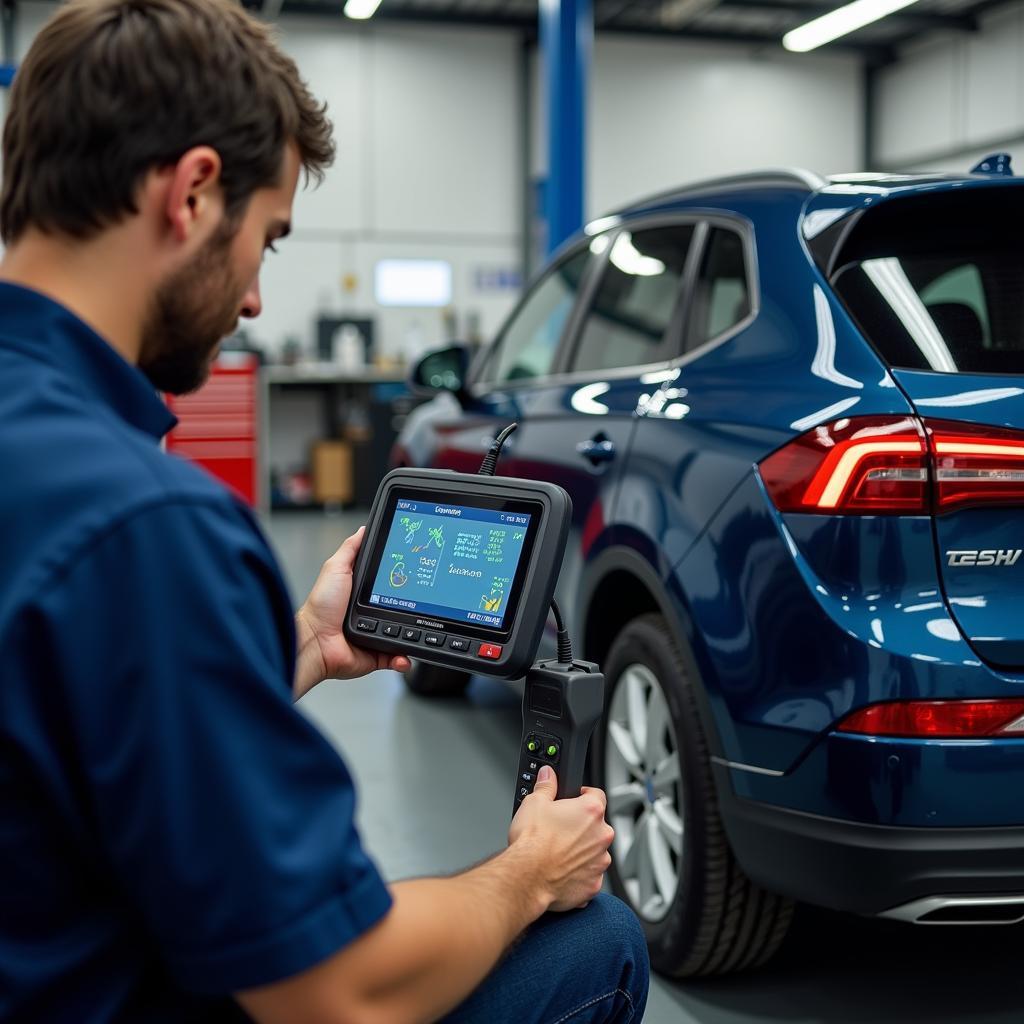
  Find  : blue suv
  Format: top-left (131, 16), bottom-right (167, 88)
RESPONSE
top-left (392, 159), bottom-right (1024, 976)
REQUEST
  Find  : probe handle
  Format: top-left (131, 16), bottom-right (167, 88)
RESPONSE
top-left (512, 660), bottom-right (605, 816)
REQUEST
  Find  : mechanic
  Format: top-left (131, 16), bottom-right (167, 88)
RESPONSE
top-left (0, 1), bottom-right (650, 1022)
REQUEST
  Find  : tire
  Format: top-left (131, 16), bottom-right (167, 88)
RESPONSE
top-left (403, 659), bottom-right (471, 698)
top-left (591, 613), bottom-right (793, 977)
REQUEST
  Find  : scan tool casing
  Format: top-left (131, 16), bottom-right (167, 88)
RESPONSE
top-left (344, 468), bottom-right (572, 679)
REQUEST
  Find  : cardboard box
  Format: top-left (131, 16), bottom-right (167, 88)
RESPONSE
top-left (311, 440), bottom-right (353, 504)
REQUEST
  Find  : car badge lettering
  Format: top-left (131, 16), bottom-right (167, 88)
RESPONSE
top-left (946, 549), bottom-right (1022, 567)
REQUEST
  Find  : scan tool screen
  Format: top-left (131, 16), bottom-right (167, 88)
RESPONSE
top-left (366, 492), bottom-right (538, 631)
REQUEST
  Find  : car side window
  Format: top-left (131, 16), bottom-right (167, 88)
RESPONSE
top-left (482, 248), bottom-right (591, 385)
top-left (569, 225), bottom-right (695, 374)
top-left (690, 226), bottom-right (752, 350)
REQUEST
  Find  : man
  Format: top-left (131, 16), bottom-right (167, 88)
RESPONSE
top-left (0, 1), bottom-right (650, 1021)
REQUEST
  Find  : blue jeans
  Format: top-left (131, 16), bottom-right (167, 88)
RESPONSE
top-left (439, 893), bottom-right (650, 1024)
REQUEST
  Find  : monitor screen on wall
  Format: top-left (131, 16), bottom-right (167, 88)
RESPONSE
top-left (375, 259), bottom-right (453, 307)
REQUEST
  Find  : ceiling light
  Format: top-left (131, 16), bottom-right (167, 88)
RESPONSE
top-left (783, 0), bottom-right (920, 52)
top-left (344, 0), bottom-right (383, 19)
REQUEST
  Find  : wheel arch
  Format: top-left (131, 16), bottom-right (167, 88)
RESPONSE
top-left (579, 545), bottom-right (727, 763)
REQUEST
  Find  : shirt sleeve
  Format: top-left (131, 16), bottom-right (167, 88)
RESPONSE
top-left (32, 496), bottom-right (392, 993)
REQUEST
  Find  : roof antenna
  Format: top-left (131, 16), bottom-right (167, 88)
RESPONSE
top-left (971, 153), bottom-right (1014, 177)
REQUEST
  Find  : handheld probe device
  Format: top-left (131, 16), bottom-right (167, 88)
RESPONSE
top-left (344, 425), bottom-right (605, 813)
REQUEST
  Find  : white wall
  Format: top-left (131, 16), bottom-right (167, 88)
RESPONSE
top-left (585, 38), bottom-right (864, 216)
top-left (875, 1), bottom-right (1024, 171)
top-left (530, 37), bottom-right (863, 221)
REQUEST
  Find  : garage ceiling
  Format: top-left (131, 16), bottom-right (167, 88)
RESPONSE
top-left (252, 0), bottom-right (1011, 63)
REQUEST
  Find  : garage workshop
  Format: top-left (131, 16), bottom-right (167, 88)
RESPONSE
top-left (1, 0), bottom-right (1023, 1020)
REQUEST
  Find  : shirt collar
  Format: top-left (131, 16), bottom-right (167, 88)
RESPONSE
top-left (0, 281), bottom-right (177, 440)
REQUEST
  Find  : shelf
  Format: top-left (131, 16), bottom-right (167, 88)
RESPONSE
top-left (263, 364), bottom-right (407, 385)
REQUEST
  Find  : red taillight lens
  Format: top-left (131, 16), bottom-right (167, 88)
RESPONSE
top-left (927, 419), bottom-right (1024, 513)
top-left (837, 700), bottom-right (1024, 738)
top-left (760, 415), bottom-right (1024, 515)
top-left (759, 416), bottom-right (929, 513)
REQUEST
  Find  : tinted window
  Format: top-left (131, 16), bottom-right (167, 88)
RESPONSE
top-left (689, 227), bottom-right (751, 349)
top-left (831, 190), bottom-right (1024, 374)
top-left (570, 226), bottom-right (694, 373)
top-left (920, 263), bottom-right (990, 343)
top-left (484, 249), bottom-right (590, 384)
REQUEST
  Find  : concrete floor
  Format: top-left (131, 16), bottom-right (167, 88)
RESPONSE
top-left (271, 510), bottom-right (1023, 1024)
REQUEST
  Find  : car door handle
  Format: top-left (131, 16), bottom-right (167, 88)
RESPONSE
top-left (576, 436), bottom-right (616, 464)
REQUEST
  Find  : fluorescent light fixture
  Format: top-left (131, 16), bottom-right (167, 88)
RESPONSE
top-left (344, 0), bottom-right (383, 19)
top-left (374, 259), bottom-right (452, 307)
top-left (783, 0), bottom-right (920, 52)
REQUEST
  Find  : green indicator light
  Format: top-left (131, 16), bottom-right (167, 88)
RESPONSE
top-left (527, 740), bottom-right (539, 752)
top-left (546, 745), bottom-right (558, 757)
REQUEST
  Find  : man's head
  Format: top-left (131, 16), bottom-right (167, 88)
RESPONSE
top-left (0, 0), bottom-right (334, 393)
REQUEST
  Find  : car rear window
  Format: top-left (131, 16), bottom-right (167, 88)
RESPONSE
top-left (829, 189), bottom-right (1024, 375)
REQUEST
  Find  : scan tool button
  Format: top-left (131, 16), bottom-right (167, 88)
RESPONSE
top-left (448, 637), bottom-right (470, 652)
top-left (355, 617), bottom-right (378, 633)
top-left (402, 628), bottom-right (422, 642)
top-left (478, 643), bottom-right (503, 660)
top-left (381, 622), bottom-right (401, 638)
top-left (424, 632), bottom-right (446, 647)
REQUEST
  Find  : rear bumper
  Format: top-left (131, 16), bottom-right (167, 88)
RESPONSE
top-left (717, 765), bottom-right (1024, 916)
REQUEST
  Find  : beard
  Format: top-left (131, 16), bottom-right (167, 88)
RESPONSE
top-left (139, 219), bottom-right (244, 396)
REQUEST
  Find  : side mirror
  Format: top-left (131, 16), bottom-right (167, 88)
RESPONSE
top-left (410, 344), bottom-right (473, 403)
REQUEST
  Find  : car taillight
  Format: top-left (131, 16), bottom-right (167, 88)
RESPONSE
top-left (927, 419), bottom-right (1024, 513)
top-left (837, 699), bottom-right (1024, 738)
top-left (759, 416), bottom-right (929, 513)
top-left (760, 415), bottom-right (1024, 515)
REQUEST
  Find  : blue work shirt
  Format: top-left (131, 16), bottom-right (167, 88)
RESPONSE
top-left (0, 283), bottom-right (392, 1021)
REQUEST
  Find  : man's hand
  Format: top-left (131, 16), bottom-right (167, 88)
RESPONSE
top-left (293, 526), bottom-right (410, 699)
top-left (508, 765), bottom-right (614, 912)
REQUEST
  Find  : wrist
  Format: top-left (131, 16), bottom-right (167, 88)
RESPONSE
top-left (499, 835), bottom-right (553, 921)
top-left (293, 608), bottom-right (327, 699)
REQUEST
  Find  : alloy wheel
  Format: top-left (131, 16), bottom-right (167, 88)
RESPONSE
top-left (604, 662), bottom-right (684, 922)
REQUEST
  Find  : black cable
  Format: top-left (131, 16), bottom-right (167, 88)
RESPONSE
top-left (475, 422), bottom-right (571, 663)
top-left (478, 422), bottom-right (518, 477)
top-left (550, 598), bottom-right (565, 633)
top-left (550, 598), bottom-right (573, 664)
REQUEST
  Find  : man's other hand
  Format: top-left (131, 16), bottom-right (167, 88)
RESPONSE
top-left (508, 766), bottom-right (615, 912)
top-left (294, 526), bottom-right (410, 699)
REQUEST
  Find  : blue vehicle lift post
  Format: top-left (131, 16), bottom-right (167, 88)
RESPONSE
top-left (1, 0), bottom-right (16, 88)
top-left (540, 0), bottom-right (592, 255)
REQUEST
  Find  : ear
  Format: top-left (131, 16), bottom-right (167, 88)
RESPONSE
top-left (164, 146), bottom-right (224, 243)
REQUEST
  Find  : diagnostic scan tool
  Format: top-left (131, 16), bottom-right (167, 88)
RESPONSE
top-left (345, 467), bottom-right (571, 680)
top-left (344, 425), bottom-right (605, 812)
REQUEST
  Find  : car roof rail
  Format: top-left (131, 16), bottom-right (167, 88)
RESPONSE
top-left (604, 167), bottom-right (827, 219)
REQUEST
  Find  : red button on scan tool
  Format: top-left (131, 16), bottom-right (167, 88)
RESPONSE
top-left (478, 643), bottom-right (503, 660)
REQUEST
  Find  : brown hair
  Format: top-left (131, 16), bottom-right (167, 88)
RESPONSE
top-left (0, 0), bottom-right (334, 244)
